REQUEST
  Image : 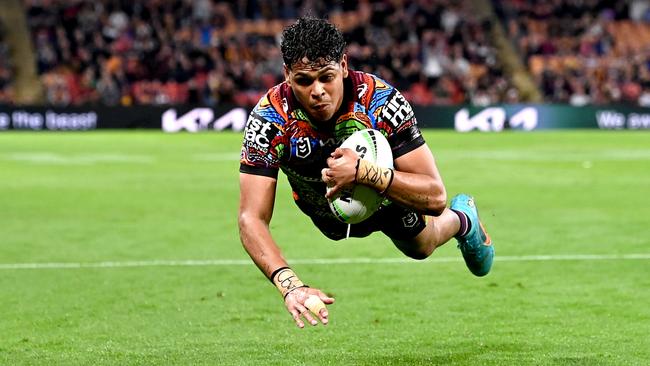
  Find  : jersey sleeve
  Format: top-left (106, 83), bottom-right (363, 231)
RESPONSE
top-left (239, 106), bottom-right (284, 178)
top-left (368, 77), bottom-right (425, 158)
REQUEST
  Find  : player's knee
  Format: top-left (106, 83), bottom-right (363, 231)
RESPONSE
top-left (393, 239), bottom-right (435, 260)
top-left (405, 246), bottom-right (434, 260)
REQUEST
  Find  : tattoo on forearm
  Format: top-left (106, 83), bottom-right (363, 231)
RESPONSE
top-left (356, 159), bottom-right (394, 194)
top-left (358, 164), bottom-right (386, 186)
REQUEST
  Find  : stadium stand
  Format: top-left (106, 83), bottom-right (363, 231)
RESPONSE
top-left (337, 1), bottom-right (520, 106)
top-left (20, 0), bottom-right (518, 107)
top-left (493, 0), bottom-right (650, 106)
top-left (1, 0), bottom-right (647, 107)
top-left (24, 0), bottom-right (285, 106)
top-left (0, 19), bottom-right (14, 104)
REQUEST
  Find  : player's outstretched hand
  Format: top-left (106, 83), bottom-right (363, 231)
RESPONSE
top-left (322, 148), bottom-right (358, 199)
top-left (284, 287), bottom-right (335, 328)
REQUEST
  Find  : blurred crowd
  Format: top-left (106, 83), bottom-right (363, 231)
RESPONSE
top-left (342, 1), bottom-right (516, 105)
top-left (10, 0), bottom-right (650, 107)
top-left (0, 20), bottom-right (14, 104)
top-left (22, 0), bottom-right (514, 107)
top-left (495, 0), bottom-right (650, 106)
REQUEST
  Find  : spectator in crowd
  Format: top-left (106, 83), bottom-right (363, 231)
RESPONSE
top-left (23, 0), bottom-right (516, 107)
top-left (9, 0), bottom-right (650, 107)
top-left (494, 0), bottom-right (650, 106)
top-left (0, 20), bottom-right (15, 104)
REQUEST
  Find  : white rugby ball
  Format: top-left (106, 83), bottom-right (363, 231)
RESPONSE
top-left (328, 129), bottom-right (393, 224)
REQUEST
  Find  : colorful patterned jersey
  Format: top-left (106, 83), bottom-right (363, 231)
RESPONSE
top-left (239, 70), bottom-right (425, 223)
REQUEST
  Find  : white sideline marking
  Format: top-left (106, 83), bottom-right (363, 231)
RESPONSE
top-left (3, 153), bottom-right (154, 164)
top-left (192, 153), bottom-right (241, 161)
top-left (1, 254), bottom-right (649, 270)
top-left (445, 149), bottom-right (650, 161)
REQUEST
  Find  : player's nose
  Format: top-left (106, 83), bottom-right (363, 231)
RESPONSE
top-left (311, 81), bottom-right (326, 99)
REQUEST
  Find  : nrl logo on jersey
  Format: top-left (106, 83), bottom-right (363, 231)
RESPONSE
top-left (296, 136), bottom-right (312, 158)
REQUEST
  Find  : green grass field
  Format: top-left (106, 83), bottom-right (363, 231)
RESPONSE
top-left (1, 130), bottom-right (649, 365)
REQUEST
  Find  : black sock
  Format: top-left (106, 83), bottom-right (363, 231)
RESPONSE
top-left (452, 209), bottom-right (471, 238)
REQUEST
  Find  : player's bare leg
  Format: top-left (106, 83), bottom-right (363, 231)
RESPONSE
top-left (390, 194), bottom-right (494, 276)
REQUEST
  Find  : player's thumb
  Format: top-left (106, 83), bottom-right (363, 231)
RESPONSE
top-left (331, 148), bottom-right (344, 158)
top-left (318, 291), bottom-right (335, 304)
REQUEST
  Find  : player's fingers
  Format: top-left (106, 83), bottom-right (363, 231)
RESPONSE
top-left (313, 306), bottom-right (328, 325)
top-left (321, 168), bottom-right (329, 182)
top-left (296, 304), bottom-right (318, 326)
top-left (325, 184), bottom-right (340, 199)
top-left (289, 308), bottom-right (305, 328)
top-left (326, 156), bottom-right (336, 167)
top-left (305, 295), bottom-right (329, 325)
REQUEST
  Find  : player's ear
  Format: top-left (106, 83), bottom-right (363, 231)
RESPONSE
top-left (283, 64), bottom-right (291, 86)
top-left (340, 54), bottom-right (349, 78)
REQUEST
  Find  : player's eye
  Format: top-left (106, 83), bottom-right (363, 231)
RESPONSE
top-left (320, 74), bottom-right (334, 82)
top-left (295, 77), bottom-right (313, 86)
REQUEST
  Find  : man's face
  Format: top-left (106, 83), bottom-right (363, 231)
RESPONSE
top-left (284, 55), bottom-right (349, 122)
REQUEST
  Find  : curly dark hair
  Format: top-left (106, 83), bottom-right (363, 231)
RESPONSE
top-left (280, 17), bottom-right (346, 69)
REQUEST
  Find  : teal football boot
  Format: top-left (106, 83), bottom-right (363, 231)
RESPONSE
top-left (450, 194), bottom-right (494, 276)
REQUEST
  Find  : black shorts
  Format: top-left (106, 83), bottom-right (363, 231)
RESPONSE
top-left (310, 203), bottom-right (426, 241)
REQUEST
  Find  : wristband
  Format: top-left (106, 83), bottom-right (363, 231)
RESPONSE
top-left (271, 267), bottom-right (307, 298)
top-left (355, 158), bottom-right (394, 194)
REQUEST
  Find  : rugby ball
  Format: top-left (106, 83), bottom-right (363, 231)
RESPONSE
top-left (328, 129), bottom-right (393, 224)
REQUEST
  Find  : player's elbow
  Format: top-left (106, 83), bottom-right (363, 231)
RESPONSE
top-left (424, 186), bottom-right (446, 216)
top-left (238, 212), bottom-right (263, 253)
top-left (238, 211), bottom-right (266, 238)
top-left (237, 212), bottom-right (248, 233)
top-left (425, 198), bottom-right (446, 216)
top-left (237, 213), bottom-right (247, 240)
